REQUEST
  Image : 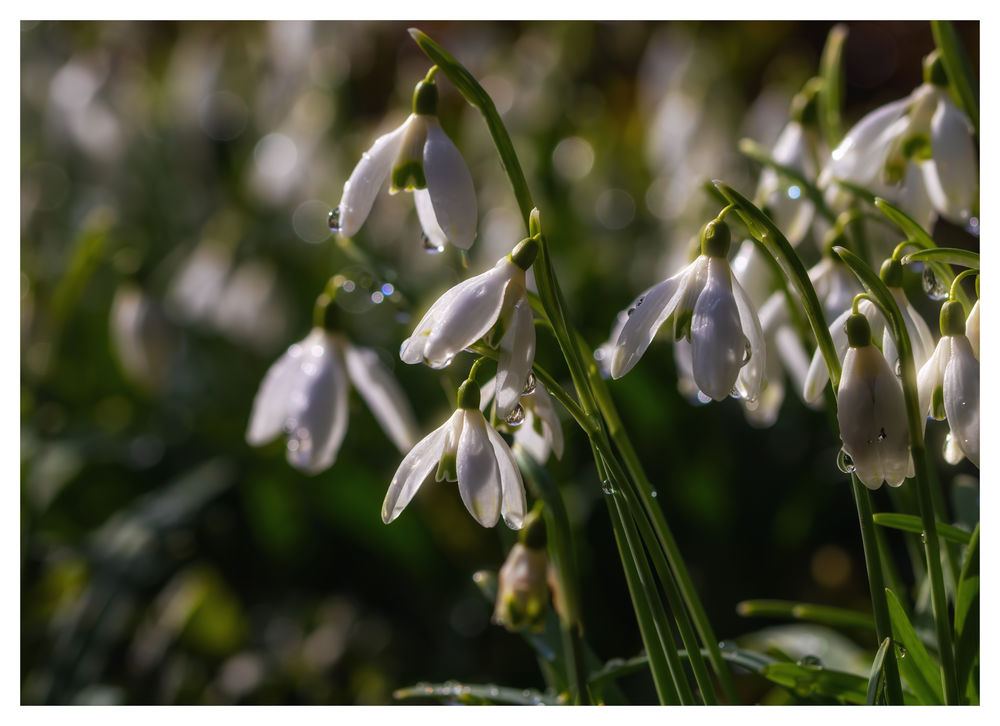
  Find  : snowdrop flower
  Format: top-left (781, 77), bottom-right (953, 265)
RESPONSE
top-left (755, 83), bottom-right (827, 247)
top-left (382, 380), bottom-right (527, 529)
top-left (965, 299), bottom-right (980, 359)
top-left (110, 282), bottom-right (178, 393)
top-left (917, 301), bottom-right (979, 467)
top-left (838, 312), bottom-right (911, 489)
top-left (480, 375), bottom-right (564, 464)
top-left (247, 313), bottom-right (420, 475)
top-left (610, 219), bottom-right (765, 407)
top-left (821, 53), bottom-right (977, 228)
top-left (333, 74), bottom-right (477, 250)
top-left (492, 512), bottom-right (555, 633)
top-left (401, 238), bottom-right (538, 419)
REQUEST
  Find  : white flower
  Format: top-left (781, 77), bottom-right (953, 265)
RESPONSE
top-left (493, 542), bottom-right (553, 633)
top-left (838, 313), bottom-right (911, 489)
top-left (401, 240), bottom-right (538, 419)
top-left (334, 79), bottom-right (477, 250)
top-left (821, 67), bottom-right (977, 228)
top-left (110, 282), bottom-right (177, 393)
top-left (247, 327), bottom-right (420, 475)
top-left (480, 375), bottom-right (564, 464)
top-left (382, 382), bottom-right (527, 529)
top-left (611, 221), bottom-right (765, 407)
top-left (917, 302), bottom-right (979, 467)
top-left (965, 299), bottom-right (980, 359)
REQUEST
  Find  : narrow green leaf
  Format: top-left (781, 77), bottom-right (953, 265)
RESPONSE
top-left (931, 21), bottom-right (979, 138)
top-left (818, 23), bottom-right (849, 148)
top-left (901, 247), bottom-right (980, 270)
top-left (737, 599), bottom-right (875, 631)
top-left (867, 637), bottom-right (892, 705)
top-left (738, 138), bottom-right (835, 221)
top-left (885, 588), bottom-right (944, 704)
top-left (954, 524), bottom-right (979, 704)
top-left (394, 681), bottom-right (560, 705)
top-left (873, 512), bottom-right (972, 546)
top-left (761, 662), bottom-right (870, 704)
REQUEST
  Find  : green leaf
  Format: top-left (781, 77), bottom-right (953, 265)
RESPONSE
top-left (901, 247), bottom-right (980, 270)
top-left (394, 681), bottom-right (560, 705)
top-left (867, 637), bottom-right (892, 705)
top-left (954, 524), bottom-right (979, 704)
top-left (761, 662), bottom-right (870, 704)
top-left (736, 599), bottom-right (875, 631)
top-left (873, 512), bottom-right (972, 546)
top-left (931, 21), bottom-right (979, 138)
top-left (885, 588), bottom-right (944, 704)
top-left (818, 23), bottom-right (849, 148)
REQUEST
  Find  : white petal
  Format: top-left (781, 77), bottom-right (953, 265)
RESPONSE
top-left (883, 287), bottom-right (936, 372)
top-left (732, 273), bottom-right (766, 405)
top-left (424, 118), bottom-right (477, 249)
top-left (944, 335), bottom-right (979, 467)
top-left (495, 294), bottom-right (536, 419)
top-left (422, 261), bottom-right (520, 368)
top-left (486, 424), bottom-right (527, 529)
top-left (532, 381), bottom-right (563, 460)
top-left (343, 343), bottom-right (420, 453)
top-left (284, 332), bottom-right (349, 475)
top-left (337, 119), bottom-right (409, 237)
top-left (966, 300), bottom-right (980, 360)
top-left (382, 421), bottom-right (451, 523)
top-left (896, 161), bottom-right (936, 233)
top-left (827, 96), bottom-right (910, 183)
top-left (917, 337), bottom-right (950, 421)
top-left (610, 258), bottom-right (701, 379)
top-left (456, 410), bottom-right (502, 527)
top-left (478, 375), bottom-right (498, 412)
top-left (400, 274), bottom-right (484, 365)
top-left (413, 187), bottom-right (449, 251)
top-left (691, 258), bottom-right (746, 401)
top-left (246, 335), bottom-right (311, 446)
top-left (837, 344), bottom-right (910, 489)
top-left (925, 93), bottom-right (977, 224)
top-left (804, 301), bottom-right (880, 404)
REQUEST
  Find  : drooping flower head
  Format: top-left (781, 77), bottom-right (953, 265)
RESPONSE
top-left (610, 218), bottom-right (765, 408)
top-left (837, 311), bottom-right (911, 489)
top-left (333, 72), bottom-right (478, 251)
top-left (492, 510), bottom-right (556, 633)
top-left (382, 379), bottom-right (527, 529)
top-left (246, 293), bottom-right (420, 475)
top-left (401, 237), bottom-right (538, 419)
top-left (917, 300), bottom-right (980, 467)
top-left (480, 374), bottom-right (564, 465)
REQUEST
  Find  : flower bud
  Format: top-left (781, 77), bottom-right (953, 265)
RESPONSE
top-left (492, 542), bottom-right (550, 633)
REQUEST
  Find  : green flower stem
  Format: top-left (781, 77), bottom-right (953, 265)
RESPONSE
top-left (818, 23), bottom-right (849, 148)
top-left (834, 245), bottom-right (960, 705)
top-left (516, 451), bottom-right (591, 705)
top-left (715, 181), bottom-right (905, 704)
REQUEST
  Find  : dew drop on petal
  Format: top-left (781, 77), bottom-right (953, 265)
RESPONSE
top-left (922, 266), bottom-right (949, 301)
top-left (837, 449), bottom-right (856, 474)
top-left (894, 359), bottom-right (902, 377)
top-left (696, 391), bottom-right (712, 404)
top-left (505, 404), bottom-right (525, 426)
top-left (742, 340), bottom-right (753, 365)
top-left (421, 233), bottom-right (445, 254)
top-left (730, 386), bottom-right (741, 399)
top-left (327, 207), bottom-right (341, 232)
top-left (522, 371), bottom-right (536, 395)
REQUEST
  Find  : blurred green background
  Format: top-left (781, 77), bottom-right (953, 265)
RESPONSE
top-left (21, 20), bottom-right (978, 705)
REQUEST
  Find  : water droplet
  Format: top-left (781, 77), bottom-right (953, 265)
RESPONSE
top-left (505, 404), bottom-right (525, 426)
top-left (797, 655), bottom-right (822, 667)
top-left (730, 386), bottom-right (741, 399)
top-left (422, 233), bottom-right (445, 254)
top-left (966, 217), bottom-right (979, 237)
top-left (897, 646), bottom-right (908, 659)
top-left (718, 640), bottom-right (735, 652)
top-left (327, 207), bottom-right (341, 232)
top-left (601, 480), bottom-right (615, 495)
top-left (521, 689), bottom-right (532, 698)
top-left (626, 306), bottom-right (636, 317)
top-left (922, 266), bottom-right (949, 301)
top-left (522, 371), bottom-right (536, 395)
top-left (837, 449), bottom-right (856, 474)
top-left (635, 295), bottom-right (646, 308)
top-left (650, 489), bottom-right (658, 498)
top-left (742, 340), bottom-right (753, 365)
top-left (371, 291), bottom-right (384, 304)
top-left (920, 531), bottom-right (927, 544)
top-left (894, 358), bottom-right (902, 377)
top-left (488, 686), bottom-right (500, 698)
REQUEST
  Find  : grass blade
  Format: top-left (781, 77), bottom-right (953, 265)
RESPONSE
top-left (867, 637), bottom-right (892, 705)
top-left (873, 512), bottom-right (972, 546)
top-left (737, 599), bottom-right (874, 631)
top-left (885, 588), bottom-right (944, 704)
top-left (818, 23), bottom-right (849, 147)
top-left (954, 524), bottom-right (979, 704)
top-left (931, 21), bottom-right (979, 138)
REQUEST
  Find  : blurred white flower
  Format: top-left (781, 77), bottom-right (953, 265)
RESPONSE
top-left (334, 78), bottom-right (477, 250)
top-left (382, 381), bottom-right (526, 529)
top-left (247, 327), bottom-right (419, 475)
top-left (401, 239), bottom-right (537, 419)
top-left (611, 221), bottom-right (765, 407)
top-left (965, 299), bottom-right (980, 359)
top-left (110, 282), bottom-right (178, 393)
top-left (917, 301), bottom-right (979, 467)
top-left (480, 375), bottom-right (563, 464)
top-left (493, 542), bottom-right (552, 633)
top-left (838, 313), bottom-right (911, 489)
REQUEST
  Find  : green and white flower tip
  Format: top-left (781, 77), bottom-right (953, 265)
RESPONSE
top-left (331, 74), bottom-right (478, 251)
top-left (610, 219), bottom-right (765, 407)
top-left (837, 312), bottom-right (911, 490)
top-left (917, 301), bottom-right (979, 467)
top-left (480, 374), bottom-right (564, 464)
top-left (246, 306), bottom-right (420, 475)
top-left (493, 532), bottom-right (552, 633)
top-left (821, 51), bottom-right (977, 228)
top-left (381, 380), bottom-right (527, 529)
top-left (400, 238), bottom-right (538, 419)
